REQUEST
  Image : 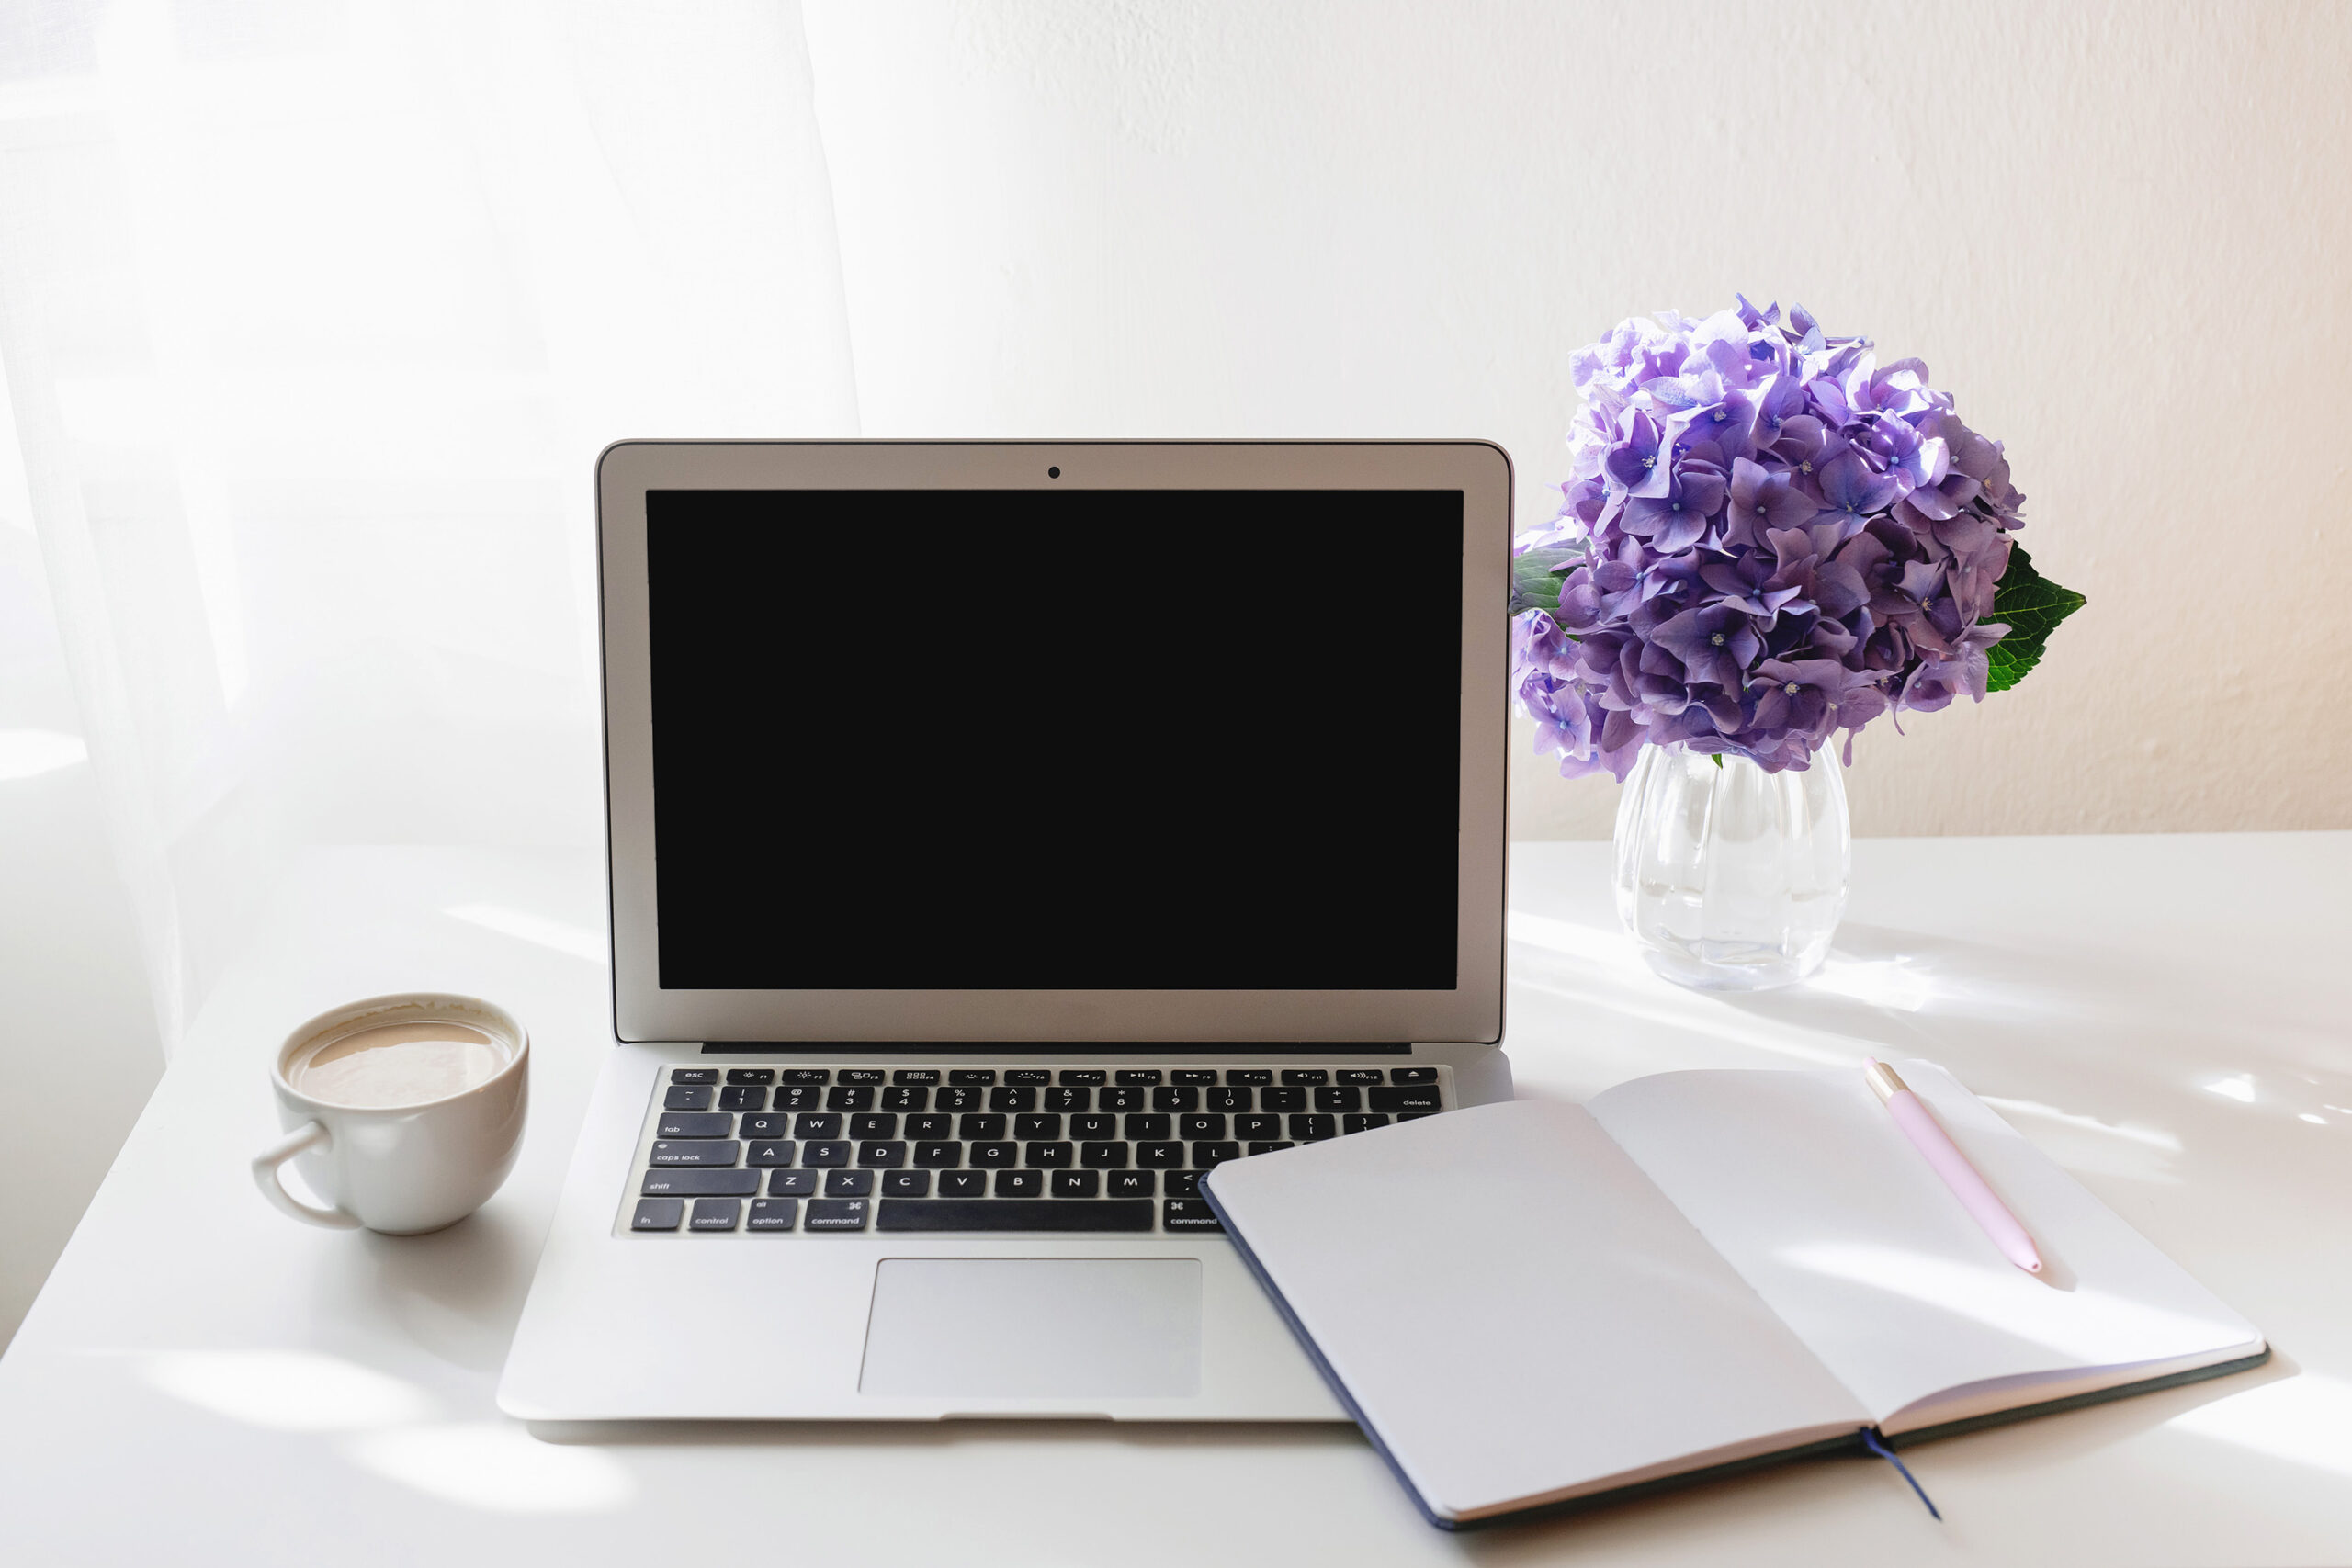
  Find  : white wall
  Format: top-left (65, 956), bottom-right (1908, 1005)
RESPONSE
top-left (804, 0), bottom-right (2352, 839)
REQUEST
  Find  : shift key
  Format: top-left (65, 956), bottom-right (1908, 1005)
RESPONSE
top-left (648, 1140), bottom-right (741, 1167)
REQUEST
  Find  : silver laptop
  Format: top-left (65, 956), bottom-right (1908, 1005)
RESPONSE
top-left (499, 439), bottom-right (1514, 1421)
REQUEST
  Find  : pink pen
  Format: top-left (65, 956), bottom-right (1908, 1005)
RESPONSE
top-left (1864, 1058), bottom-right (2044, 1275)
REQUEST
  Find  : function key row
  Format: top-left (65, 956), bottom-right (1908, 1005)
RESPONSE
top-left (672, 1065), bottom-right (1438, 1089)
top-left (633, 1195), bottom-right (1226, 1235)
top-left (663, 1083), bottom-right (1443, 1118)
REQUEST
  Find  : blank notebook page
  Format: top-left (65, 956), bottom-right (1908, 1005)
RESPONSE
top-left (1202, 1099), bottom-right (1867, 1522)
top-left (1588, 1062), bottom-right (2262, 1429)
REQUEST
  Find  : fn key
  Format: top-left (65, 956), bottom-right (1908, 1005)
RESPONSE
top-left (1162, 1199), bottom-right (1223, 1232)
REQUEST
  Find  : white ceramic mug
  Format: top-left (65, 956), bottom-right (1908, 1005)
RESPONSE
top-left (253, 992), bottom-right (529, 1235)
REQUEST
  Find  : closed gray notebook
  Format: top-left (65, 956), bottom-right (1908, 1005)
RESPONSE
top-left (1199, 1064), bottom-right (2266, 1529)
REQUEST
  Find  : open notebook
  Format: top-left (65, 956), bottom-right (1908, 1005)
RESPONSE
top-left (1199, 1062), bottom-right (2267, 1529)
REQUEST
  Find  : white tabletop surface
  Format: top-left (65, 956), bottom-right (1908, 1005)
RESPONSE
top-left (4, 835), bottom-right (2349, 1566)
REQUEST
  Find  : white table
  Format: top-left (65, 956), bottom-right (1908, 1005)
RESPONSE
top-left (5, 836), bottom-right (2348, 1565)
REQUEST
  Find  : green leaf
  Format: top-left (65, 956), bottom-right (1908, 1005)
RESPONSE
top-left (1510, 540), bottom-right (1588, 620)
top-left (1983, 543), bottom-right (2086, 694)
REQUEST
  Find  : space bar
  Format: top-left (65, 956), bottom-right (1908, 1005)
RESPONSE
top-left (876, 1199), bottom-right (1156, 1232)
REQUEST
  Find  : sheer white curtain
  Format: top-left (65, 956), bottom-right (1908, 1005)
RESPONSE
top-left (0, 0), bottom-right (858, 1048)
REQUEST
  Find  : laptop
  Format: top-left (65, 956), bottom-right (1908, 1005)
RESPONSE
top-left (498, 439), bottom-right (1515, 1421)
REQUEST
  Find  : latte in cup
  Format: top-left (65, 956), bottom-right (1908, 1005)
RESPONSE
top-left (256, 993), bottom-right (529, 1234)
top-left (292, 1020), bottom-right (511, 1109)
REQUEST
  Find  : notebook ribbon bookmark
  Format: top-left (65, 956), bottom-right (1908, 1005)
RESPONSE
top-left (1860, 1428), bottom-right (1941, 1521)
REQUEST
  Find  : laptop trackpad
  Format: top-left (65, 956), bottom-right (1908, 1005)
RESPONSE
top-left (860, 1258), bottom-right (1203, 1400)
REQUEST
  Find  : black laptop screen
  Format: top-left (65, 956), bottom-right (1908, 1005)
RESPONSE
top-left (643, 489), bottom-right (1463, 990)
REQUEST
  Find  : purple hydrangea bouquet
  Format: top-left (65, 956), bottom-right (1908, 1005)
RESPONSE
top-left (1511, 297), bottom-right (2081, 780)
top-left (1518, 299), bottom-right (2083, 990)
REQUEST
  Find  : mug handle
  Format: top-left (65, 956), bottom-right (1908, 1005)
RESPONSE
top-left (252, 1121), bottom-right (363, 1229)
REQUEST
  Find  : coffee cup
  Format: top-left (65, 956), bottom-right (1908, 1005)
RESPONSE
top-left (253, 992), bottom-right (528, 1235)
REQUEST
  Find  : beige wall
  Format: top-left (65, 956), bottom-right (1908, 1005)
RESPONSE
top-left (808, 0), bottom-right (2352, 837)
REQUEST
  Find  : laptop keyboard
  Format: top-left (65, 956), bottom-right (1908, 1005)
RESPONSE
top-left (623, 1065), bottom-right (1451, 1236)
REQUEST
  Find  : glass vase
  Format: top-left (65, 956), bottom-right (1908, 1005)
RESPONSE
top-left (1612, 744), bottom-right (1849, 991)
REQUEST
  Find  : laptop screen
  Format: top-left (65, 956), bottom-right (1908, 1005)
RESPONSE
top-left (644, 489), bottom-right (1463, 991)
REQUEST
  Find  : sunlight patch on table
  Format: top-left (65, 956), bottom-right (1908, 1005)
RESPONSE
top-left (344, 1423), bottom-right (637, 1512)
top-left (139, 1350), bottom-right (435, 1432)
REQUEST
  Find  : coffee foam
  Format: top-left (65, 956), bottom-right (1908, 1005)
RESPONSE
top-left (293, 1019), bottom-right (511, 1109)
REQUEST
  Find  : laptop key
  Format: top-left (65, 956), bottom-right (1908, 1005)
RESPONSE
top-left (1057, 1070), bottom-right (1104, 1086)
top-left (1280, 1069), bottom-right (1329, 1087)
top-left (1235, 1113), bottom-right (1281, 1140)
top-left (1162, 1200), bottom-right (1224, 1232)
top-left (1343, 1113), bottom-right (1391, 1134)
top-left (1313, 1087), bottom-right (1362, 1113)
top-left (905, 1113), bottom-right (952, 1139)
top-left (1246, 1141), bottom-right (1295, 1155)
top-left (882, 1170), bottom-right (931, 1197)
top-left (658, 1112), bottom-right (732, 1139)
top-left (1052, 1170), bottom-right (1100, 1197)
top-left (1205, 1087), bottom-right (1250, 1113)
top-left (641, 1168), bottom-right (759, 1197)
top-left (1114, 1069), bottom-right (1162, 1086)
top-left (1225, 1069), bottom-right (1272, 1086)
top-left (1100, 1088), bottom-right (1145, 1112)
top-left (881, 1087), bottom-right (927, 1112)
top-left (876, 1199), bottom-right (1154, 1233)
top-left (850, 1113), bottom-right (897, 1138)
top-left (663, 1086), bottom-right (714, 1111)
top-left (792, 1113), bottom-right (842, 1138)
top-left (1339, 1069), bottom-right (1385, 1085)
top-left (968, 1141), bottom-right (1017, 1169)
top-left (1180, 1114), bottom-right (1226, 1140)
top-left (800, 1140), bottom-right (851, 1168)
top-left (839, 1069), bottom-right (886, 1085)
top-left (1105, 1170), bottom-right (1154, 1197)
top-left (1164, 1171), bottom-right (1201, 1199)
top-left (1014, 1113), bottom-right (1062, 1139)
top-left (725, 1068), bottom-right (775, 1085)
top-left (937, 1170), bottom-right (986, 1197)
top-left (779, 1068), bottom-right (830, 1085)
top-left (994, 1169), bottom-right (1044, 1197)
top-left (1004, 1069), bottom-right (1051, 1086)
top-left (937, 1088), bottom-right (984, 1112)
top-left (827, 1170), bottom-right (876, 1197)
top-left (669, 1068), bottom-right (718, 1085)
top-left (825, 1087), bottom-right (875, 1112)
top-left (1191, 1142), bottom-right (1241, 1169)
top-left (1369, 1086), bottom-right (1442, 1113)
top-left (1044, 1087), bottom-right (1088, 1112)
top-left (913, 1141), bottom-right (962, 1168)
top-left (1288, 1114), bottom-right (1336, 1141)
top-left (746, 1140), bottom-right (797, 1167)
top-left (1171, 1070), bottom-right (1219, 1087)
top-left (804, 1198), bottom-right (870, 1230)
top-left (1125, 1113), bottom-right (1171, 1140)
top-left (650, 1140), bottom-right (741, 1168)
top-left (1023, 1141), bottom-right (1073, 1169)
top-left (1136, 1141), bottom-right (1184, 1169)
top-left (718, 1086), bottom-right (766, 1111)
top-left (947, 1069), bottom-right (996, 1086)
top-left (747, 1198), bottom-right (798, 1231)
top-left (632, 1198), bottom-right (685, 1230)
top-left (769, 1170), bottom-right (819, 1197)
top-left (1259, 1087), bottom-right (1306, 1112)
top-left (857, 1140), bottom-right (908, 1168)
top-left (1151, 1087), bottom-right (1199, 1113)
top-left (689, 1198), bottom-right (741, 1231)
top-left (1390, 1067), bottom-right (1438, 1085)
top-left (957, 1113), bottom-right (1006, 1140)
top-left (988, 1087), bottom-right (1035, 1113)
top-left (892, 1069), bottom-right (940, 1086)
top-left (1080, 1141), bottom-right (1129, 1168)
top-left (738, 1112), bottom-right (790, 1138)
top-left (775, 1085), bottom-right (823, 1112)
top-left (1070, 1113), bottom-right (1116, 1140)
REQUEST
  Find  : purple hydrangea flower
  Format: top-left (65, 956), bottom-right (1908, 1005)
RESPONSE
top-left (1514, 299), bottom-right (2030, 778)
